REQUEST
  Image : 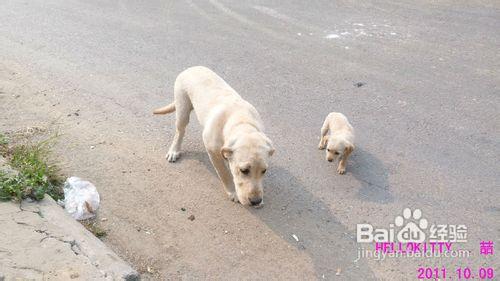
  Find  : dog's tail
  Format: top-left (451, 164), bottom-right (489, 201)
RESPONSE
top-left (153, 102), bottom-right (176, 115)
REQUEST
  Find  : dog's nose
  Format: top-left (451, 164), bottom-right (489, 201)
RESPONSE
top-left (249, 197), bottom-right (262, 206)
top-left (328, 159), bottom-right (333, 162)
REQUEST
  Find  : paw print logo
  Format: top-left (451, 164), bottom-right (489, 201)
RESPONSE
top-left (395, 208), bottom-right (428, 243)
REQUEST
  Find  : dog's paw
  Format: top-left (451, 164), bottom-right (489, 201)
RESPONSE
top-left (166, 151), bottom-right (180, 162)
top-left (318, 142), bottom-right (326, 150)
top-left (337, 166), bottom-right (346, 175)
top-left (227, 192), bottom-right (239, 203)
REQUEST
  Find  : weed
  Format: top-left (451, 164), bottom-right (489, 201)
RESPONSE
top-left (81, 219), bottom-right (107, 238)
top-left (0, 133), bottom-right (8, 146)
top-left (0, 133), bottom-right (8, 155)
top-left (0, 133), bottom-right (63, 201)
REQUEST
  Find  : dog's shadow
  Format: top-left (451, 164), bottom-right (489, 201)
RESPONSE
top-left (176, 150), bottom-right (212, 167)
top-left (349, 147), bottom-right (394, 204)
top-left (191, 150), bottom-right (376, 279)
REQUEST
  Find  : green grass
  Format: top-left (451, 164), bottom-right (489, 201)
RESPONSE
top-left (0, 134), bottom-right (64, 202)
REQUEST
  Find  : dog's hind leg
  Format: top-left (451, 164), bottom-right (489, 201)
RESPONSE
top-left (166, 87), bottom-right (192, 162)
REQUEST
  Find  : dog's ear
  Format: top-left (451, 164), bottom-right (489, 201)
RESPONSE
top-left (221, 146), bottom-right (233, 159)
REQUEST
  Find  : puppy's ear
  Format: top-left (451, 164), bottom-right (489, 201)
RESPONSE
top-left (268, 145), bottom-right (275, 156)
top-left (221, 146), bottom-right (233, 159)
top-left (265, 138), bottom-right (275, 156)
top-left (344, 142), bottom-right (354, 155)
top-left (322, 135), bottom-right (329, 145)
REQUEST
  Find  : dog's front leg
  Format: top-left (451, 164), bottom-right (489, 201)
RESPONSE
top-left (207, 150), bottom-right (237, 202)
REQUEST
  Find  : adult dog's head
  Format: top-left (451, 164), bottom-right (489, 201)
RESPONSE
top-left (221, 132), bottom-right (274, 207)
top-left (326, 135), bottom-right (354, 162)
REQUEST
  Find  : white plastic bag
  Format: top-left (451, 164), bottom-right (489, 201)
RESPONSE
top-left (62, 177), bottom-right (100, 220)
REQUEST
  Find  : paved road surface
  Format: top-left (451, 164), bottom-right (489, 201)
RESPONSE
top-left (1, 0), bottom-right (499, 279)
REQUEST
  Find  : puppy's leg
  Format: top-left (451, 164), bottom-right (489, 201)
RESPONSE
top-left (337, 147), bottom-right (353, 174)
top-left (319, 135), bottom-right (328, 150)
top-left (207, 150), bottom-right (237, 202)
top-left (166, 92), bottom-right (192, 162)
top-left (318, 119), bottom-right (329, 150)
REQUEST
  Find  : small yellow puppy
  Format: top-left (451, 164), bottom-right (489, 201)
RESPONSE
top-left (318, 112), bottom-right (355, 174)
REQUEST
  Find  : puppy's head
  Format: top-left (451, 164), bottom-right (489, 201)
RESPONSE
top-left (326, 136), bottom-right (354, 162)
top-left (221, 132), bottom-right (274, 207)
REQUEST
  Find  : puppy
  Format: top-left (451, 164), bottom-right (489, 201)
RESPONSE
top-left (318, 112), bottom-right (354, 174)
top-left (153, 66), bottom-right (274, 207)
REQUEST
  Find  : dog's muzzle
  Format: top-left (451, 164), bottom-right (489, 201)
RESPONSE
top-left (249, 197), bottom-right (262, 206)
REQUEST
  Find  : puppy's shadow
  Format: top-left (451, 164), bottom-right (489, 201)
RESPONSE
top-left (349, 147), bottom-right (394, 204)
top-left (251, 166), bottom-right (376, 279)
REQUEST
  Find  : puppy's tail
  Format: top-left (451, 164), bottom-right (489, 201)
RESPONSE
top-left (153, 102), bottom-right (176, 115)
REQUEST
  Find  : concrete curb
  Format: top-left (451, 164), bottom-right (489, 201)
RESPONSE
top-left (0, 197), bottom-right (139, 280)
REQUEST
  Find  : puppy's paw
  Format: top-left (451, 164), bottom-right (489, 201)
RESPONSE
top-left (337, 166), bottom-right (346, 175)
top-left (166, 151), bottom-right (180, 162)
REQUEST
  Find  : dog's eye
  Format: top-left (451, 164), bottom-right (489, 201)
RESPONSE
top-left (262, 169), bottom-right (266, 174)
top-left (334, 151), bottom-right (340, 155)
top-left (240, 168), bottom-right (250, 175)
top-left (327, 149), bottom-right (331, 152)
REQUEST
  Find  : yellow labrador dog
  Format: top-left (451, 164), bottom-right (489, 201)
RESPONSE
top-left (154, 66), bottom-right (274, 207)
top-left (318, 112), bottom-right (354, 174)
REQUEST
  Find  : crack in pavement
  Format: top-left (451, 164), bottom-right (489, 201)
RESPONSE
top-left (18, 202), bottom-right (43, 218)
top-left (11, 265), bottom-right (43, 274)
top-left (35, 229), bottom-right (82, 256)
top-left (15, 221), bottom-right (33, 227)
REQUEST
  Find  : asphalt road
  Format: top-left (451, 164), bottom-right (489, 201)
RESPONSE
top-left (1, 0), bottom-right (499, 279)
